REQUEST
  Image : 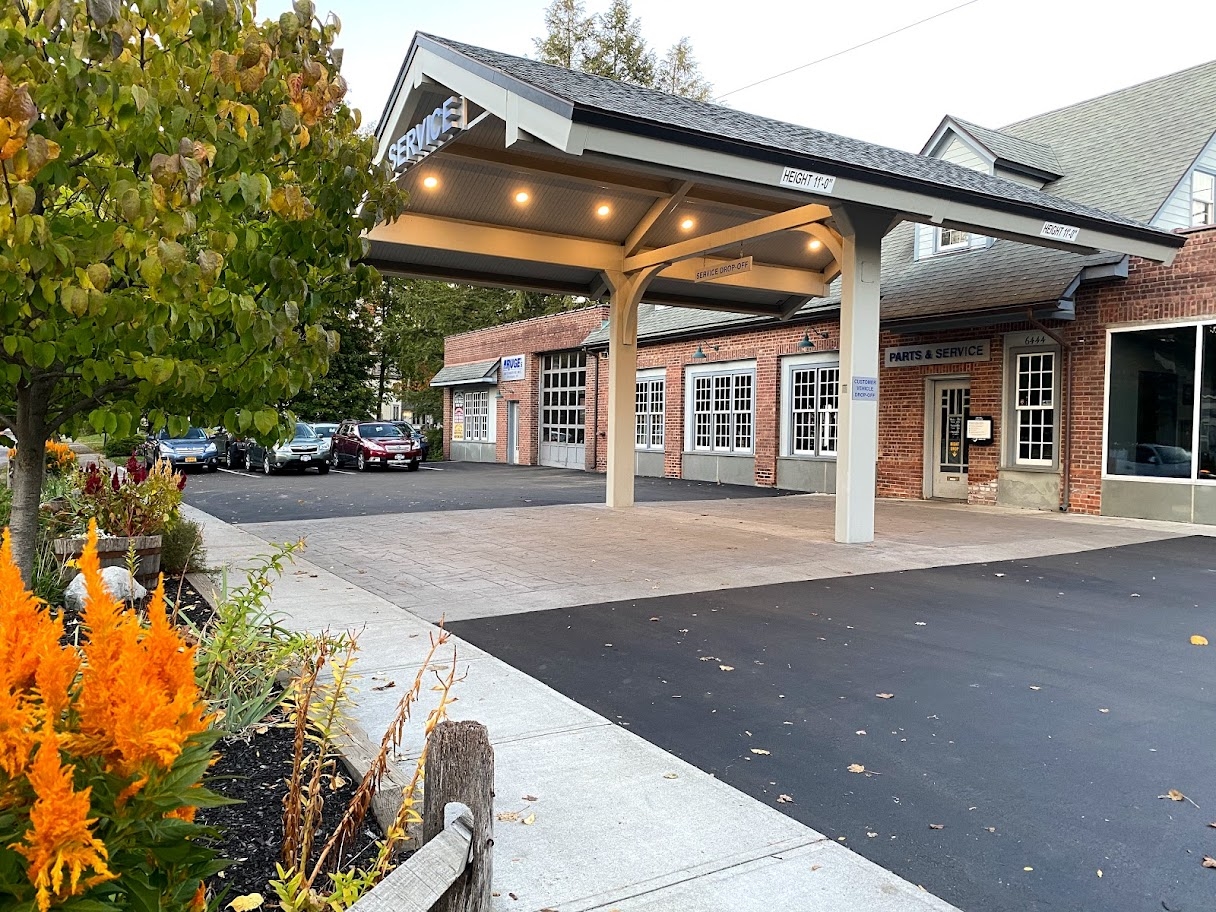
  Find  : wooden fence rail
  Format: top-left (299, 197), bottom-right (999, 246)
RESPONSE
top-left (350, 720), bottom-right (495, 912)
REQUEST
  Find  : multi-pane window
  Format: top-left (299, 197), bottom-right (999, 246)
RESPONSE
top-left (1014, 352), bottom-right (1055, 465)
top-left (541, 351), bottom-right (586, 444)
top-left (936, 226), bottom-right (970, 251)
top-left (690, 369), bottom-right (754, 453)
top-left (1193, 171), bottom-right (1215, 227)
top-left (635, 376), bottom-right (665, 449)
top-left (790, 366), bottom-right (840, 456)
top-left (463, 390), bottom-right (490, 442)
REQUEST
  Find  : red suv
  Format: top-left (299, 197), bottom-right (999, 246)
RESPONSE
top-left (331, 420), bottom-right (422, 471)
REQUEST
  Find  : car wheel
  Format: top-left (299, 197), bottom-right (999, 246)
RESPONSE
top-left (317, 462), bottom-right (330, 475)
top-left (263, 453), bottom-right (274, 475)
top-left (357, 451), bottom-right (368, 472)
top-left (227, 447), bottom-right (240, 470)
top-left (208, 461), bottom-right (219, 473)
top-left (407, 459), bottom-right (420, 472)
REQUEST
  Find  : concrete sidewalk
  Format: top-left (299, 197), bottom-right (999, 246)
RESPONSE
top-left (188, 502), bottom-right (960, 912)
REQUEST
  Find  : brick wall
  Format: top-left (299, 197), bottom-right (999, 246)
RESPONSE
top-left (438, 227), bottom-right (1216, 516)
top-left (439, 305), bottom-right (609, 464)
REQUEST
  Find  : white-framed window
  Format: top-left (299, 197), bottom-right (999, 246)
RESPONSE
top-left (685, 361), bottom-right (755, 454)
top-left (1193, 170), bottom-right (1215, 227)
top-left (462, 390), bottom-right (491, 442)
top-left (780, 352), bottom-right (839, 458)
top-left (935, 226), bottom-right (971, 253)
top-left (1013, 352), bottom-right (1055, 466)
top-left (635, 370), bottom-right (665, 450)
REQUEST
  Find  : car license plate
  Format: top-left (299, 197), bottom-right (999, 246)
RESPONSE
top-left (185, 456), bottom-right (197, 463)
top-left (394, 454), bottom-right (405, 461)
top-left (301, 455), bottom-right (311, 462)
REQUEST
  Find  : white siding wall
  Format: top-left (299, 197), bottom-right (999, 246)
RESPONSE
top-left (1155, 132), bottom-right (1216, 230)
top-left (915, 132), bottom-right (993, 259)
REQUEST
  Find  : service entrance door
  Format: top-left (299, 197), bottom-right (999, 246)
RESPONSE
top-left (507, 401), bottom-right (519, 465)
top-left (539, 351), bottom-right (586, 469)
top-left (931, 380), bottom-right (970, 500)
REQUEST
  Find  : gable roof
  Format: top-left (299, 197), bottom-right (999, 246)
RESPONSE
top-left (401, 34), bottom-right (1174, 243)
top-left (940, 117), bottom-right (1062, 179)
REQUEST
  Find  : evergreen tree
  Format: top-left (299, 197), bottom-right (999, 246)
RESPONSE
top-left (583, 0), bottom-right (654, 86)
top-left (534, 0), bottom-right (594, 69)
top-left (657, 37), bottom-right (713, 101)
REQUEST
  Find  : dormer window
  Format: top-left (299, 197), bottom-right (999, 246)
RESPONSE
top-left (935, 227), bottom-right (971, 253)
top-left (1193, 171), bottom-right (1215, 227)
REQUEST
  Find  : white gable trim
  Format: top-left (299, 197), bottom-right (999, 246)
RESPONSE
top-left (920, 117), bottom-right (997, 169)
top-left (1151, 128), bottom-right (1216, 230)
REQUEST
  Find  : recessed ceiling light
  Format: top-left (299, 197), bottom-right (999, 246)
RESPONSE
top-left (808, 238), bottom-right (822, 250)
top-left (596, 204), bottom-right (611, 217)
top-left (422, 176), bottom-right (439, 189)
top-left (680, 217), bottom-right (695, 231)
top-left (515, 191), bottom-right (530, 204)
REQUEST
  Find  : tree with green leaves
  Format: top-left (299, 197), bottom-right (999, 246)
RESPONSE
top-left (0, 0), bottom-right (406, 579)
top-left (533, 0), bottom-right (594, 70)
top-left (289, 301), bottom-right (378, 420)
top-left (656, 36), bottom-right (712, 101)
top-left (584, 0), bottom-right (653, 86)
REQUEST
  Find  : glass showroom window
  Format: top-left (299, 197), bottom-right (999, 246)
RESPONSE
top-left (1014, 352), bottom-right (1055, 465)
top-left (1106, 327), bottom-right (1197, 478)
top-left (1193, 171), bottom-right (1215, 227)
top-left (690, 369), bottom-right (754, 453)
top-left (463, 390), bottom-right (490, 442)
top-left (790, 365), bottom-right (839, 456)
top-left (635, 376), bottom-right (665, 449)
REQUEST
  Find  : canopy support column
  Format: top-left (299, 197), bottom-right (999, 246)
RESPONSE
top-left (604, 267), bottom-right (661, 508)
top-left (833, 206), bottom-right (891, 544)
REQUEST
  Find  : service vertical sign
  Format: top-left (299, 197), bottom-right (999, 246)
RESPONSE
top-left (453, 391), bottom-right (465, 441)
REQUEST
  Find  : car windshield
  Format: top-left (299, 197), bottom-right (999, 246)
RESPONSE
top-left (160, 427), bottom-right (207, 441)
top-left (359, 423), bottom-right (402, 438)
top-left (293, 422), bottom-right (318, 440)
top-left (312, 424), bottom-right (338, 438)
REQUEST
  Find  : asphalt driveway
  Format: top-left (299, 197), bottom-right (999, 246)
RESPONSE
top-left (182, 460), bottom-right (788, 524)
top-left (449, 537), bottom-right (1216, 912)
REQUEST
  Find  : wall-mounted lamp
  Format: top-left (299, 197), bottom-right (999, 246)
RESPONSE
top-left (495, 391), bottom-right (505, 400)
top-left (796, 329), bottom-right (831, 351)
top-left (691, 344), bottom-right (719, 360)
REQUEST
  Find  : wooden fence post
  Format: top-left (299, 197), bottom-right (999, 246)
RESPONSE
top-left (423, 720), bottom-right (494, 912)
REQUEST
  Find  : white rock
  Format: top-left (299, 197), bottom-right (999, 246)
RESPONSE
top-left (65, 566), bottom-right (147, 612)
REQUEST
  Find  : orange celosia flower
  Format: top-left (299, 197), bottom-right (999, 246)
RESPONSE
top-left (15, 731), bottom-right (115, 912)
top-left (0, 529), bottom-right (73, 778)
top-left (74, 523), bottom-right (210, 780)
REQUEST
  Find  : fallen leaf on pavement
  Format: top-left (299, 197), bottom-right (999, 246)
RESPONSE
top-left (915, 621), bottom-right (927, 626)
top-left (1099, 708), bottom-right (1110, 713)
top-left (777, 794), bottom-right (793, 803)
top-left (811, 864), bottom-right (822, 871)
top-left (847, 763), bottom-right (866, 773)
top-left (371, 681), bottom-right (395, 691)
top-left (1159, 789), bottom-right (1200, 808)
top-left (228, 895), bottom-right (264, 912)
top-left (649, 617), bottom-right (659, 622)
top-left (750, 748), bottom-right (770, 755)
top-left (867, 831), bottom-right (878, 838)
top-left (929, 824), bottom-right (944, 830)
top-left (1029, 685), bottom-right (1042, 691)
top-left (699, 656), bottom-right (717, 661)
top-left (522, 813), bottom-right (536, 825)
top-left (1097, 870), bottom-right (1103, 878)
top-left (1023, 866), bottom-right (1033, 872)
top-left (856, 730), bottom-right (867, 735)
top-left (876, 693), bottom-right (894, 699)
top-left (1203, 856), bottom-right (1216, 869)
top-left (985, 827), bottom-right (996, 833)
top-left (522, 795), bottom-right (538, 802)
top-left (496, 811), bottom-right (520, 822)
top-left (663, 773), bottom-right (678, 780)
top-left (1191, 635), bottom-right (1209, 646)
top-left (719, 665), bottom-right (735, 671)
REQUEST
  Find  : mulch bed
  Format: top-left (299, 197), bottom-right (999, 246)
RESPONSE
top-left (57, 572), bottom-right (383, 903)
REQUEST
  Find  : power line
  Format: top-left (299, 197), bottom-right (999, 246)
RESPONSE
top-left (714, 0), bottom-right (984, 101)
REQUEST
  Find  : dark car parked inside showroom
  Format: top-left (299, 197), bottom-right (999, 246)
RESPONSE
top-left (245, 422), bottom-right (330, 474)
top-left (331, 419), bottom-right (422, 471)
top-left (142, 427), bottom-right (221, 472)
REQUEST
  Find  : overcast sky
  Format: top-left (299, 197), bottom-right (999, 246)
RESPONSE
top-left (261, 0), bottom-right (1216, 151)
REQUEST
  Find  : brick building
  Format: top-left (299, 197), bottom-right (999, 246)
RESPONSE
top-left (432, 60), bottom-right (1216, 524)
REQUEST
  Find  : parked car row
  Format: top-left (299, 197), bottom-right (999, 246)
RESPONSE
top-left (139, 418), bottom-right (429, 476)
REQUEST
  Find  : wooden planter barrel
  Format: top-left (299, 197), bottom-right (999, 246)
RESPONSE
top-left (52, 534), bottom-right (163, 590)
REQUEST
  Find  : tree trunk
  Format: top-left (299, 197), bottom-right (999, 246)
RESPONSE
top-left (377, 354), bottom-right (388, 419)
top-left (10, 379), bottom-right (53, 585)
top-left (423, 720), bottom-right (494, 912)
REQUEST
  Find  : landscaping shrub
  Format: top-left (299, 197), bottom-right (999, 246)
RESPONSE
top-left (161, 518), bottom-right (207, 575)
top-left (77, 458), bottom-right (184, 538)
top-left (5, 441), bottom-right (76, 478)
top-left (102, 435), bottom-right (145, 460)
top-left (423, 426), bottom-right (444, 460)
top-left (0, 522), bottom-right (226, 911)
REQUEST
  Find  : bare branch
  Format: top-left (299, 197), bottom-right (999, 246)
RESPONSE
top-left (47, 378), bottom-right (138, 430)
